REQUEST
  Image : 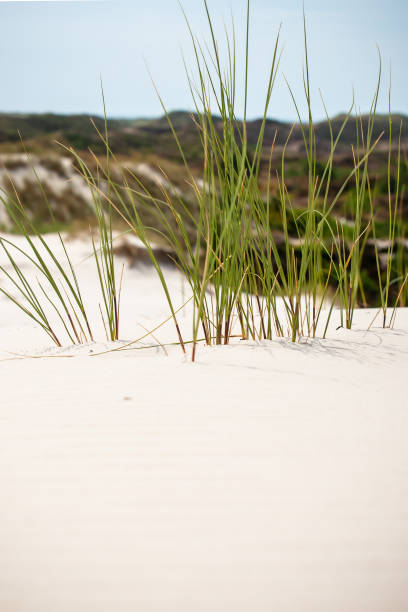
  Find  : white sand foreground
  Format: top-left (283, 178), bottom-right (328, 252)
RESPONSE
top-left (0, 235), bottom-right (407, 611)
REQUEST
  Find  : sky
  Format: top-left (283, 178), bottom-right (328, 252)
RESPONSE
top-left (0, 0), bottom-right (406, 121)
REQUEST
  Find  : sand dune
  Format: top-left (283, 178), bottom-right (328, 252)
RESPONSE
top-left (0, 236), bottom-right (407, 611)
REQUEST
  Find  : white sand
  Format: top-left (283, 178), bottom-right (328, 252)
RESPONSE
top-left (0, 235), bottom-right (407, 611)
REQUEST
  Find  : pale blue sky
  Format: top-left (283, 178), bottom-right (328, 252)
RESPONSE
top-left (0, 0), bottom-right (406, 121)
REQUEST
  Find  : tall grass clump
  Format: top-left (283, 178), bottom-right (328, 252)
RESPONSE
top-left (0, 162), bottom-right (94, 346)
top-left (72, 0), bottom-right (406, 360)
top-left (332, 73), bottom-right (383, 329)
top-left (3, 0), bottom-right (405, 356)
top-left (0, 93), bottom-right (123, 345)
top-left (62, 88), bottom-right (123, 341)
top-left (79, 0), bottom-right (285, 357)
top-left (369, 77), bottom-right (403, 327)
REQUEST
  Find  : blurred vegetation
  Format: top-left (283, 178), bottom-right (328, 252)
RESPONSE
top-left (0, 111), bottom-right (407, 308)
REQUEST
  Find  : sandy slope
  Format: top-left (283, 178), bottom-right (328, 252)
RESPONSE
top-left (0, 235), bottom-right (407, 612)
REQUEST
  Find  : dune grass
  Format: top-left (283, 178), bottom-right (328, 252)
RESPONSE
top-left (63, 89), bottom-right (123, 342)
top-left (85, 0), bottom-right (405, 358)
top-left (0, 135), bottom-right (122, 345)
top-left (0, 0), bottom-right (406, 358)
top-left (0, 159), bottom-right (94, 346)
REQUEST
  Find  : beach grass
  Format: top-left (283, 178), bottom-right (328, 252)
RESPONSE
top-left (0, 157), bottom-right (94, 346)
top-left (0, 0), bottom-right (406, 358)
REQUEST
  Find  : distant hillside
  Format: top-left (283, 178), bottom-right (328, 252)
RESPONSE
top-left (0, 111), bottom-right (406, 161)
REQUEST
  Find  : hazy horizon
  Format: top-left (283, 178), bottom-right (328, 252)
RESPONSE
top-left (1, 108), bottom-right (407, 124)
